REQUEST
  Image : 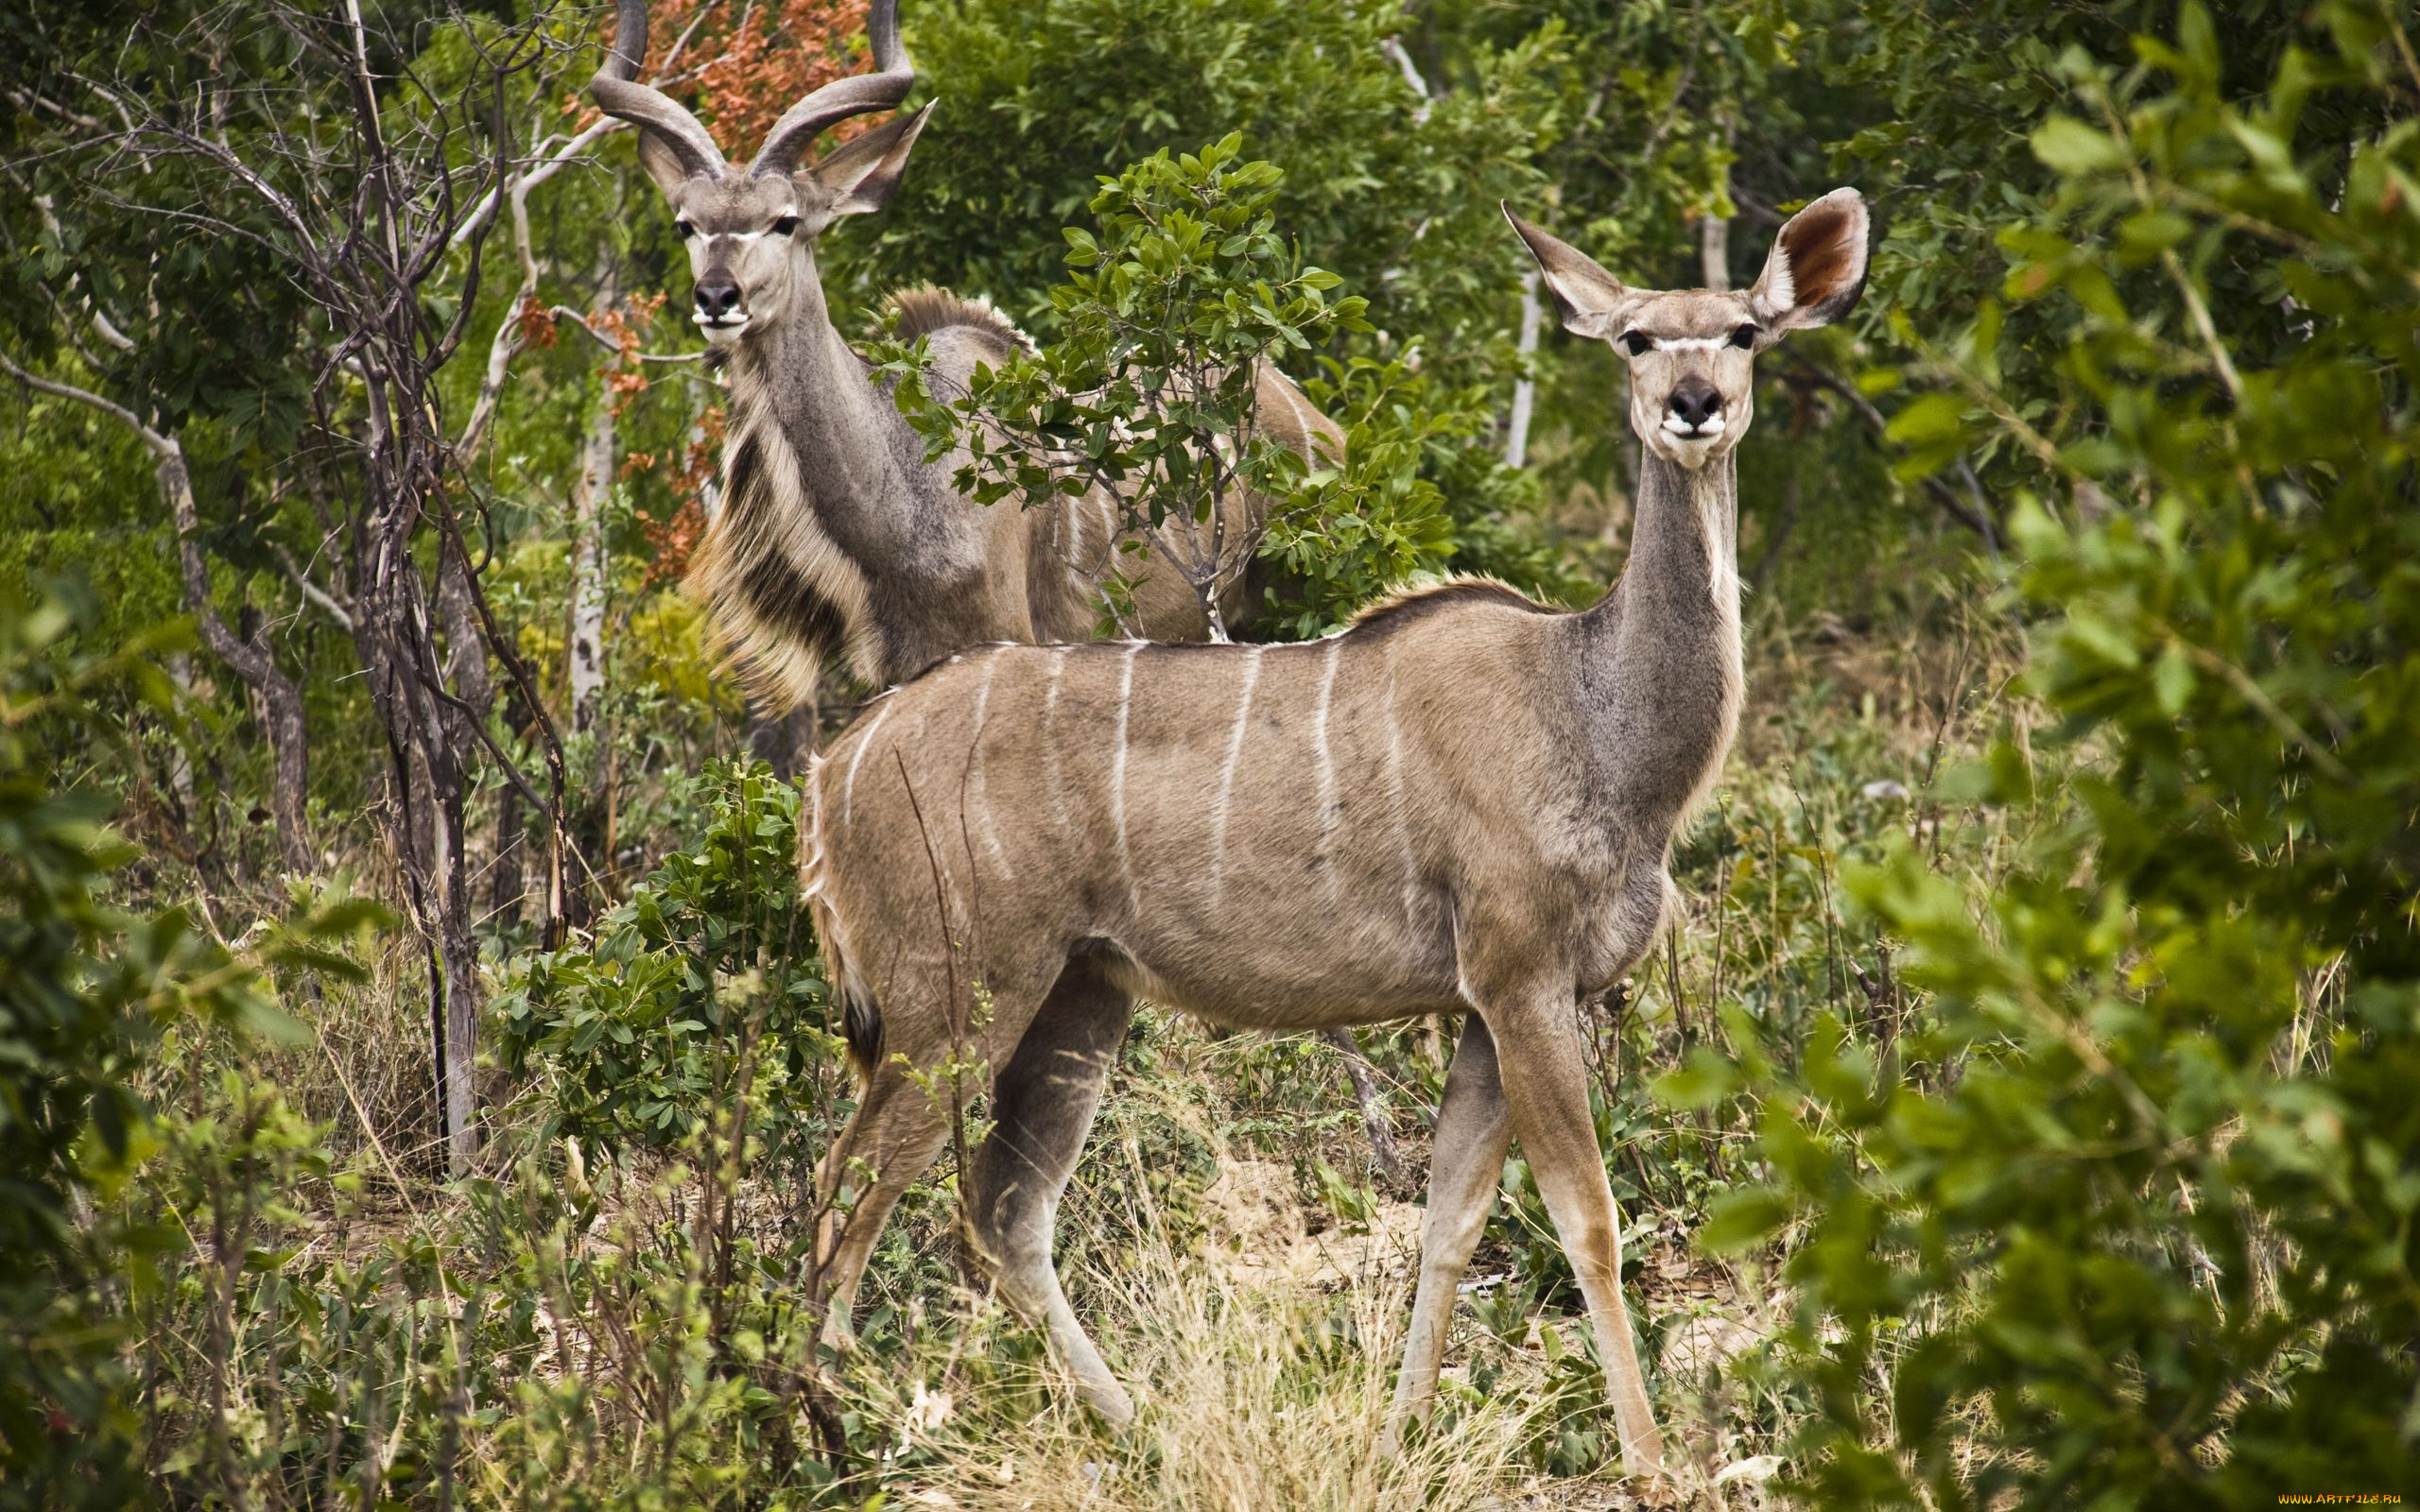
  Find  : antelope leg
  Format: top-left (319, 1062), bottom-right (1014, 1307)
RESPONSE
top-left (1490, 997), bottom-right (1667, 1476)
top-left (810, 1060), bottom-right (952, 1348)
top-left (1382, 1015), bottom-right (1514, 1452)
top-left (966, 959), bottom-right (1136, 1425)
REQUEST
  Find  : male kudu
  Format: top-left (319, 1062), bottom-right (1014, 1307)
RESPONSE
top-left (590, 0), bottom-right (1339, 707)
top-left (801, 191), bottom-right (1872, 1472)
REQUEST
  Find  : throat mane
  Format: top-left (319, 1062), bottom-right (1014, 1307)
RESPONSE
top-left (685, 372), bottom-right (881, 708)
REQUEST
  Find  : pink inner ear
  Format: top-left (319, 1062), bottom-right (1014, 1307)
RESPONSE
top-left (1780, 203), bottom-right (1859, 307)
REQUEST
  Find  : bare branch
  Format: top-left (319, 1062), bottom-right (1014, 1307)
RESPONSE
top-left (0, 350), bottom-right (171, 454)
top-left (273, 542), bottom-right (356, 632)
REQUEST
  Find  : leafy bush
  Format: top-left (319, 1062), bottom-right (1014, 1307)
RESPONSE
top-left (125, 762), bottom-right (908, 1508)
top-left (493, 760), bottom-right (838, 1166)
top-left (0, 588), bottom-right (383, 1507)
top-left (882, 132), bottom-right (1505, 637)
top-left (1696, 5), bottom-right (2420, 1502)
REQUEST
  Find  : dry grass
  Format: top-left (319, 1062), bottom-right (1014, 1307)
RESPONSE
top-left (849, 1105), bottom-right (1756, 1512)
top-left (872, 1211), bottom-right (1581, 1511)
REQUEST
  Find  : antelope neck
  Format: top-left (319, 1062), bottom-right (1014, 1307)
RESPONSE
top-left (734, 270), bottom-right (925, 566)
top-left (723, 260), bottom-right (996, 678)
top-left (1594, 449), bottom-right (1738, 634)
top-left (1570, 448), bottom-right (1744, 829)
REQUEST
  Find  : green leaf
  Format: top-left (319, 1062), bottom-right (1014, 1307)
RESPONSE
top-left (1698, 1189), bottom-right (1792, 1255)
top-left (2031, 115), bottom-right (2129, 174)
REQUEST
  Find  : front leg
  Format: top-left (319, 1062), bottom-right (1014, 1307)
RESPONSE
top-left (1383, 1015), bottom-right (1514, 1452)
top-left (1482, 984), bottom-right (1667, 1477)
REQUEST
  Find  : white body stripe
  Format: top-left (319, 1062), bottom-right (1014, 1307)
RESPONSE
top-left (1042, 645), bottom-right (1073, 831)
top-left (1311, 637), bottom-right (1344, 891)
top-left (1110, 644), bottom-right (1141, 914)
top-left (841, 701), bottom-right (894, 823)
top-left (1206, 644), bottom-right (1266, 902)
top-left (966, 650), bottom-right (1012, 881)
top-left (1382, 676), bottom-right (1420, 922)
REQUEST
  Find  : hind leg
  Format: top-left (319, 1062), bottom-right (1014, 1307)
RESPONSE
top-left (812, 949), bottom-right (1072, 1345)
top-left (810, 1057), bottom-right (953, 1346)
top-left (965, 958), bottom-right (1135, 1424)
top-left (1384, 1015), bottom-right (1515, 1451)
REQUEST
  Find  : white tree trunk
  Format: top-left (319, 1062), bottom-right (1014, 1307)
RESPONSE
top-left (1702, 147), bottom-right (1734, 292)
top-left (568, 371), bottom-right (615, 739)
top-left (1701, 212), bottom-right (1732, 292)
top-left (1504, 271), bottom-right (1542, 469)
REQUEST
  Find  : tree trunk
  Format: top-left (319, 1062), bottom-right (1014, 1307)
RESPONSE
top-left (355, 580), bottom-right (484, 1177)
top-left (1504, 272), bottom-right (1542, 470)
top-left (568, 297), bottom-right (617, 740)
top-left (163, 652), bottom-right (199, 821)
top-left (430, 767), bottom-right (480, 1170)
top-left (490, 682), bottom-right (538, 930)
top-left (1702, 127), bottom-right (1735, 293)
top-left (1700, 211), bottom-right (1732, 292)
top-left (163, 443), bottom-right (314, 875)
top-left (437, 549), bottom-right (494, 728)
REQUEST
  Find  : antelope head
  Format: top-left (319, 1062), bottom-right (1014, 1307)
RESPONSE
top-left (592, 0), bottom-right (930, 347)
top-left (1505, 189), bottom-right (1871, 469)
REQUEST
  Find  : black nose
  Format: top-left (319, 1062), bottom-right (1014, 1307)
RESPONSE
top-left (695, 282), bottom-right (743, 321)
top-left (1668, 379), bottom-right (1724, 430)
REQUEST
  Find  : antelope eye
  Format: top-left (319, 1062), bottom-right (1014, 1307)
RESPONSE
top-left (1730, 323), bottom-right (1760, 350)
top-left (772, 215), bottom-right (801, 236)
top-left (1621, 331), bottom-right (1652, 356)
top-left (673, 218), bottom-right (695, 239)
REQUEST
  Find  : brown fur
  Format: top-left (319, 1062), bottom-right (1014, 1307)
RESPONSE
top-left (798, 192), bottom-right (1873, 1480)
top-left (1775, 197), bottom-right (1867, 319)
top-left (1343, 575), bottom-right (1555, 634)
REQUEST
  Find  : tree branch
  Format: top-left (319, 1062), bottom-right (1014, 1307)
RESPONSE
top-left (1786, 353), bottom-right (2004, 546)
top-left (2, 347), bottom-right (315, 871)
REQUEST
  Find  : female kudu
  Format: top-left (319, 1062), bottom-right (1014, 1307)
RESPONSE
top-left (801, 190), bottom-right (1872, 1476)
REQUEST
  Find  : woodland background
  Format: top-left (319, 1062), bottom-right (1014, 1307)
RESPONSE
top-left (3, 0), bottom-right (2416, 1505)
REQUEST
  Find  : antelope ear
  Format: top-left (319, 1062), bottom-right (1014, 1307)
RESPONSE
top-left (634, 128), bottom-right (700, 198)
top-left (1503, 204), bottom-right (1634, 340)
top-left (800, 100), bottom-right (935, 216)
top-left (1750, 188), bottom-right (1870, 332)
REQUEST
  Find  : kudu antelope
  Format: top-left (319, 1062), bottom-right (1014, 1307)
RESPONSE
top-left (801, 191), bottom-right (1872, 1472)
top-left (590, 0), bottom-right (1339, 706)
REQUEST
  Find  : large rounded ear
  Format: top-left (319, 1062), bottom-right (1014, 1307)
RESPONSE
top-left (634, 129), bottom-right (700, 198)
top-left (1503, 203), bottom-right (1635, 340)
top-left (799, 100), bottom-right (936, 218)
top-left (1750, 188), bottom-right (1870, 333)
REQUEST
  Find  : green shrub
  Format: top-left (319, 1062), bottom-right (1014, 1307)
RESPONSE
top-left (493, 761), bottom-right (839, 1168)
top-left (1694, 5), bottom-right (2420, 1502)
top-left (880, 132), bottom-right (1511, 637)
top-left (0, 588), bottom-right (383, 1509)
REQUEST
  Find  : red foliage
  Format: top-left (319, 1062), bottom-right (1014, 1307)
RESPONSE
top-left (635, 404), bottom-right (725, 588)
top-left (518, 296), bottom-right (561, 348)
top-left (571, 4), bottom-right (874, 589)
top-left (582, 289), bottom-right (670, 420)
top-left (592, 0), bottom-right (877, 159)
